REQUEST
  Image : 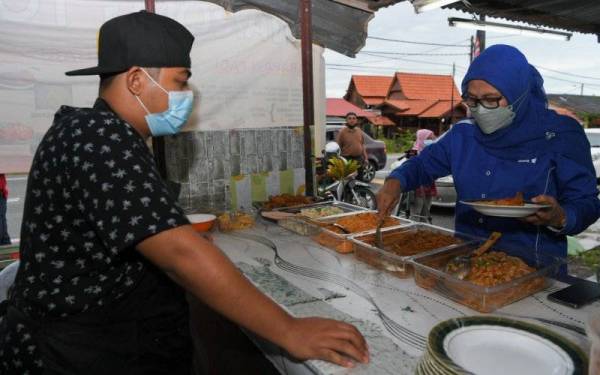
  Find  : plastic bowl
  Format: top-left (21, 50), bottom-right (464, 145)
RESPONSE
top-left (187, 214), bottom-right (216, 232)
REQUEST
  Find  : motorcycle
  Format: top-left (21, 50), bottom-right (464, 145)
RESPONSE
top-left (316, 142), bottom-right (377, 210)
top-left (389, 149), bottom-right (432, 223)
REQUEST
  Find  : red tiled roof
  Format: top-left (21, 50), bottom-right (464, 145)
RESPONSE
top-left (326, 98), bottom-right (372, 118)
top-left (419, 101), bottom-right (458, 118)
top-left (384, 99), bottom-right (462, 118)
top-left (351, 75), bottom-right (393, 98)
top-left (385, 99), bottom-right (436, 116)
top-left (367, 115), bottom-right (395, 126)
top-left (363, 97), bottom-right (386, 106)
top-left (392, 72), bottom-right (461, 101)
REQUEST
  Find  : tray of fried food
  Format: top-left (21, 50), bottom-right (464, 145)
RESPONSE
top-left (310, 212), bottom-right (412, 254)
top-left (274, 202), bottom-right (367, 235)
top-left (411, 243), bottom-right (563, 312)
top-left (258, 194), bottom-right (317, 211)
top-left (217, 211), bottom-right (255, 231)
top-left (350, 223), bottom-right (473, 278)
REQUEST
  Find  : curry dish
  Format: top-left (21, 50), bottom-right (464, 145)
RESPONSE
top-left (466, 251), bottom-right (535, 286)
top-left (322, 212), bottom-right (401, 234)
top-left (262, 194), bottom-right (314, 210)
top-left (475, 192), bottom-right (525, 206)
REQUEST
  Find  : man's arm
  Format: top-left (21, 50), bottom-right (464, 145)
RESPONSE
top-left (137, 226), bottom-right (369, 367)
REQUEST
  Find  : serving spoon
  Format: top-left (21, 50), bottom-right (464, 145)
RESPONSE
top-left (445, 232), bottom-right (502, 280)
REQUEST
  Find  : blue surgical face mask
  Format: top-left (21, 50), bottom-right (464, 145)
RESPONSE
top-left (423, 139), bottom-right (434, 146)
top-left (135, 69), bottom-right (194, 137)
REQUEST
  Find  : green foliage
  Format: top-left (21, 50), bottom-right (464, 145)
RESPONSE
top-left (572, 247), bottom-right (600, 269)
top-left (377, 130), bottom-right (416, 153)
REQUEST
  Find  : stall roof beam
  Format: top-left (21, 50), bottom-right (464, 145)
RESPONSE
top-left (445, 0), bottom-right (600, 41)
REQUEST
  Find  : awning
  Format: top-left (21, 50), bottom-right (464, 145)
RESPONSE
top-left (201, 0), bottom-right (404, 57)
top-left (446, 1), bottom-right (600, 41)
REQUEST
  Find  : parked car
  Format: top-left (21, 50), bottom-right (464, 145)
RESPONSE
top-left (388, 154), bottom-right (456, 209)
top-left (325, 125), bottom-right (387, 182)
top-left (584, 128), bottom-right (600, 184)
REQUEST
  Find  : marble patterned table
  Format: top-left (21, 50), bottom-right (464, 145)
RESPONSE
top-left (214, 220), bottom-right (596, 375)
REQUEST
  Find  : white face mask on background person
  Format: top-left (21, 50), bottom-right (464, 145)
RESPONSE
top-left (423, 139), bottom-right (434, 146)
top-left (471, 90), bottom-right (527, 135)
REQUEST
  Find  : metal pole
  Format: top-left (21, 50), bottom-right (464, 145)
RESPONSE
top-left (145, 0), bottom-right (168, 179)
top-left (581, 83), bottom-right (584, 96)
top-left (450, 62), bottom-right (455, 127)
top-left (469, 36), bottom-right (474, 63)
top-left (300, 0), bottom-right (315, 196)
top-left (144, 0), bottom-right (155, 13)
top-left (476, 15), bottom-right (486, 52)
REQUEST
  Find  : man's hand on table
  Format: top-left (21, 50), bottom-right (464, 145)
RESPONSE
top-left (138, 225), bottom-right (369, 369)
top-left (376, 178), bottom-right (402, 219)
top-left (282, 317), bottom-right (369, 368)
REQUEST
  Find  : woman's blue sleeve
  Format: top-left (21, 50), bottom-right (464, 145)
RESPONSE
top-left (555, 154), bottom-right (600, 235)
top-left (388, 131), bottom-right (453, 191)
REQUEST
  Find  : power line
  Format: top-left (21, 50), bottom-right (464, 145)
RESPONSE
top-left (362, 51), bottom-right (469, 70)
top-left (367, 36), bottom-right (470, 47)
top-left (361, 50), bottom-right (470, 56)
top-left (535, 65), bottom-right (600, 81)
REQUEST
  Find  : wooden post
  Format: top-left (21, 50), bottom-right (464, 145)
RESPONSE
top-left (300, 0), bottom-right (315, 196)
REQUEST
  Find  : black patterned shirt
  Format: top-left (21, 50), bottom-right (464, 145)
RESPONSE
top-left (1, 99), bottom-right (189, 373)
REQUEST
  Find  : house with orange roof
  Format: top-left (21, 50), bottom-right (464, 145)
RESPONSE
top-left (344, 75), bottom-right (393, 109)
top-left (380, 72), bottom-right (466, 135)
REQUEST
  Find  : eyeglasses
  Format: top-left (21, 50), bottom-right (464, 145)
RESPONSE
top-left (462, 95), bottom-right (504, 109)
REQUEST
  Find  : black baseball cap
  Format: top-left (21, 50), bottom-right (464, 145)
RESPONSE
top-left (66, 11), bottom-right (194, 76)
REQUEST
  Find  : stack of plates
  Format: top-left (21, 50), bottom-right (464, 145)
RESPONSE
top-left (417, 316), bottom-right (588, 375)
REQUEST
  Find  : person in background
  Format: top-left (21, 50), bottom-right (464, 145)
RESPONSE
top-left (336, 112), bottom-right (368, 174)
top-left (377, 44), bottom-right (600, 270)
top-left (410, 129), bottom-right (437, 223)
top-left (0, 174), bottom-right (10, 245)
top-left (0, 11), bottom-right (368, 375)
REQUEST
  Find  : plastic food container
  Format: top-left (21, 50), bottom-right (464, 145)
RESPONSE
top-left (411, 244), bottom-right (564, 313)
top-left (350, 224), bottom-right (477, 278)
top-left (276, 202), bottom-right (367, 236)
top-left (310, 212), bottom-right (412, 254)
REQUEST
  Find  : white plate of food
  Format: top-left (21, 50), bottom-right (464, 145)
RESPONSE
top-left (460, 200), bottom-right (551, 218)
top-left (460, 192), bottom-right (550, 218)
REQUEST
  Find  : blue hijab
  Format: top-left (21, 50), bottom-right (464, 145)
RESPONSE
top-left (461, 45), bottom-right (592, 172)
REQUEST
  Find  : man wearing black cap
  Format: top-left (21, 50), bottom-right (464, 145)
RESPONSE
top-left (0, 11), bottom-right (368, 375)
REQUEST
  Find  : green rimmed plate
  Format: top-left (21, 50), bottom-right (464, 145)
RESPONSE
top-left (428, 316), bottom-right (588, 375)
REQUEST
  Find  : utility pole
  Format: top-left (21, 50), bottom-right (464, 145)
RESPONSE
top-left (449, 62), bottom-right (456, 129)
top-left (476, 14), bottom-right (486, 52)
top-left (581, 83), bottom-right (585, 96)
top-left (469, 36), bottom-right (474, 63)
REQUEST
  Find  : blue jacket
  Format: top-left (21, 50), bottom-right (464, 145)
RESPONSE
top-left (389, 45), bottom-right (600, 267)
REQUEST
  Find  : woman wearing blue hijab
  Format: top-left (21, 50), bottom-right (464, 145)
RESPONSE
top-left (378, 45), bottom-right (600, 269)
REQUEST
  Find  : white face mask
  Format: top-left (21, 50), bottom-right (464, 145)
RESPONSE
top-left (471, 90), bottom-right (527, 135)
top-left (423, 139), bottom-right (434, 146)
top-left (471, 105), bottom-right (516, 135)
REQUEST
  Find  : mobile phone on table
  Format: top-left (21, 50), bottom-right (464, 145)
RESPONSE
top-left (547, 279), bottom-right (600, 309)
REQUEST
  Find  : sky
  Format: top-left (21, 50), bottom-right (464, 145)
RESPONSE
top-left (324, 2), bottom-right (600, 99)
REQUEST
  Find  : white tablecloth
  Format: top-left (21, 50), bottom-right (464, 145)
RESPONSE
top-left (215, 220), bottom-right (596, 375)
